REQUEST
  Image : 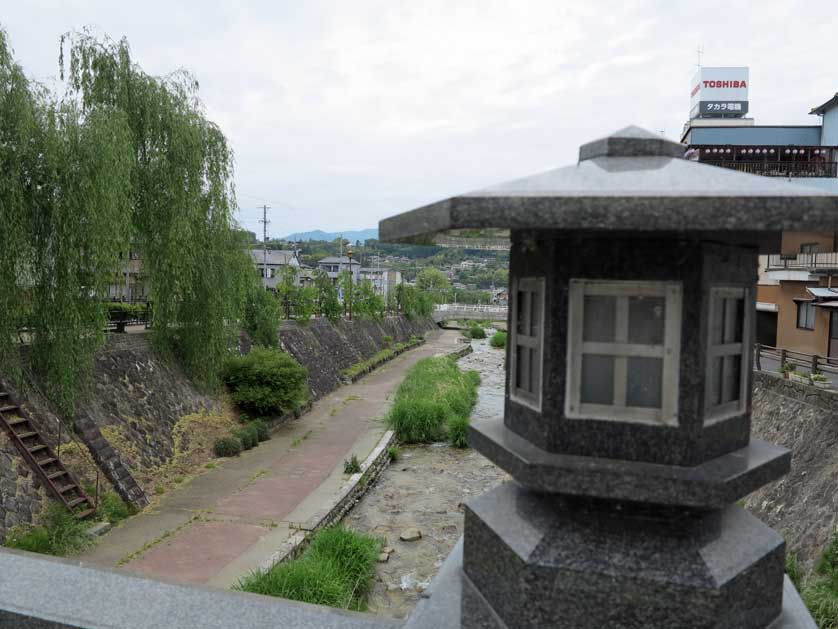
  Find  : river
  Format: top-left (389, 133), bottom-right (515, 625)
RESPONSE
top-left (343, 330), bottom-right (508, 620)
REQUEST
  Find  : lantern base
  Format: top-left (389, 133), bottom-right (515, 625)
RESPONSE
top-left (468, 418), bottom-right (790, 510)
top-left (462, 481), bottom-right (785, 629)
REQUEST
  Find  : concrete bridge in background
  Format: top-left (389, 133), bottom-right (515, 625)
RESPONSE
top-left (433, 303), bottom-right (508, 324)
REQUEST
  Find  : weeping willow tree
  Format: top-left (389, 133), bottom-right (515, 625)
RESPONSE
top-left (1, 29), bottom-right (133, 414)
top-left (0, 27), bottom-right (251, 416)
top-left (59, 30), bottom-right (252, 386)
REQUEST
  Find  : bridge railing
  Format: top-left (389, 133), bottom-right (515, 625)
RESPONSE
top-left (434, 303), bottom-right (508, 314)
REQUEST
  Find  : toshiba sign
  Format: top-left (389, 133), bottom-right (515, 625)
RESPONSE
top-left (689, 67), bottom-right (749, 119)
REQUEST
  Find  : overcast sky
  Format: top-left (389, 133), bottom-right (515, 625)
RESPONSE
top-left (3, 1), bottom-right (838, 238)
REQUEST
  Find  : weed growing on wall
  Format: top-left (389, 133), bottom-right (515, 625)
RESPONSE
top-left (4, 502), bottom-right (92, 556)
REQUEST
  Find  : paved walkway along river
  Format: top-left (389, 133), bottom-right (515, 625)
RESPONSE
top-left (77, 329), bottom-right (462, 589)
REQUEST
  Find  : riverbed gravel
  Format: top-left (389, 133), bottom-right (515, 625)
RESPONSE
top-left (344, 333), bottom-right (508, 620)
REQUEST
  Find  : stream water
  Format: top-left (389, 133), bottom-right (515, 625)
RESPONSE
top-left (345, 331), bottom-right (508, 620)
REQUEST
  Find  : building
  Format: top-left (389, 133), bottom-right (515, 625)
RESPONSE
top-left (249, 249), bottom-right (301, 289)
top-left (682, 69), bottom-right (838, 358)
top-left (359, 267), bottom-right (402, 297)
top-left (106, 250), bottom-right (149, 302)
top-left (316, 256), bottom-right (361, 284)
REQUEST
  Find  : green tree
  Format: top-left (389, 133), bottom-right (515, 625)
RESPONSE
top-left (313, 270), bottom-right (341, 322)
top-left (339, 271), bottom-right (354, 318)
top-left (354, 280), bottom-right (385, 321)
top-left (1, 30), bottom-right (133, 414)
top-left (294, 285), bottom-right (317, 325)
top-left (60, 30), bottom-right (252, 388)
top-left (416, 268), bottom-right (451, 291)
top-left (275, 266), bottom-right (299, 320)
top-left (243, 283), bottom-right (279, 347)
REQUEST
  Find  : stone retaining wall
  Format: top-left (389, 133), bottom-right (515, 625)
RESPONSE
top-left (278, 316), bottom-right (435, 399)
top-left (747, 370), bottom-right (838, 569)
top-left (0, 432), bottom-right (48, 544)
top-left (1, 316), bottom-right (434, 543)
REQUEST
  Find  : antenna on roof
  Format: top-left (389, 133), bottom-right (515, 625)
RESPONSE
top-left (696, 45), bottom-right (704, 68)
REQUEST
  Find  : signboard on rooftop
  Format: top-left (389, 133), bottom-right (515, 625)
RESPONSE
top-left (690, 67), bottom-right (749, 119)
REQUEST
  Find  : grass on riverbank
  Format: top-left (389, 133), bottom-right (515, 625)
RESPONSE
top-left (341, 336), bottom-right (422, 380)
top-left (4, 491), bottom-right (135, 557)
top-left (235, 525), bottom-right (381, 611)
top-left (791, 533), bottom-right (838, 627)
top-left (489, 331), bottom-right (507, 348)
top-left (387, 356), bottom-right (480, 446)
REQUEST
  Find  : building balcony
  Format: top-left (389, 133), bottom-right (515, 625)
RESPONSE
top-left (701, 160), bottom-right (837, 178)
top-left (765, 252), bottom-right (838, 272)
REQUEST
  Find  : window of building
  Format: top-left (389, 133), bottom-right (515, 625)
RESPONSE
top-left (566, 280), bottom-right (682, 426)
top-left (509, 277), bottom-right (545, 411)
top-left (800, 243), bottom-right (820, 255)
top-left (796, 300), bottom-right (816, 330)
top-left (705, 287), bottom-right (751, 423)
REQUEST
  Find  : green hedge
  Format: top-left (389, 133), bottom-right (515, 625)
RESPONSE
top-left (223, 347), bottom-right (309, 416)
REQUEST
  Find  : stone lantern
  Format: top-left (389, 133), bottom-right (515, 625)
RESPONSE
top-left (380, 127), bottom-right (828, 628)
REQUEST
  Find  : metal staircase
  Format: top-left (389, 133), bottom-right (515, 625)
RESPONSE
top-left (0, 389), bottom-right (95, 520)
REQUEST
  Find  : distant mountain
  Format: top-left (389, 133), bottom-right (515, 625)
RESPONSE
top-left (282, 228), bottom-right (378, 243)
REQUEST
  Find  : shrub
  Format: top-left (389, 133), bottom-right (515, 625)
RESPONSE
top-left (343, 455), bottom-right (362, 474)
top-left (382, 335), bottom-right (393, 346)
top-left (489, 330), bottom-right (507, 348)
top-left (235, 426), bottom-right (259, 450)
top-left (97, 492), bottom-right (136, 524)
top-left (223, 347), bottom-right (309, 416)
top-left (236, 525), bottom-right (381, 610)
top-left (250, 419), bottom-right (270, 442)
top-left (213, 436), bottom-right (243, 457)
top-left (467, 324), bottom-right (486, 339)
top-left (387, 357), bottom-right (480, 445)
top-left (4, 503), bottom-right (92, 556)
top-left (387, 445), bottom-right (401, 462)
top-left (448, 415), bottom-right (470, 448)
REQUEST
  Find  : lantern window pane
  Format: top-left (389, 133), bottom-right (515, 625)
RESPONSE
top-left (566, 280), bottom-right (682, 426)
top-left (705, 287), bottom-right (751, 424)
top-left (510, 277), bottom-right (545, 411)
top-left (581, 355), bottom-right (614, 405)
top-left (628, 296), bottom-right (666, 345)
top-left (583, 296), bottom-right (615, 342)
top-left (626, 357), bottom-right (663, 408)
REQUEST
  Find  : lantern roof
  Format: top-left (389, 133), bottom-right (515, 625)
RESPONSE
top-left (379, 126), bottom-right (838, 251)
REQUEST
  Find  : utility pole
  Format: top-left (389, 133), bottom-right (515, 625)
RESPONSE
top-left (259, 205), bottom-right (271, 289)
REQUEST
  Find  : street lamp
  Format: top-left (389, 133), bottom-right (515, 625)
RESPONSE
top-left (347, 247), bottom-right (354, 321)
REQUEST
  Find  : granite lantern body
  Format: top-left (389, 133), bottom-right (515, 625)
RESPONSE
top-left (380, 127), bottom-right (829, 628)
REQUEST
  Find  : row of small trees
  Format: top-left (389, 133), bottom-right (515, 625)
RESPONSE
top-left (243, 267), bottom-right (434, 348)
